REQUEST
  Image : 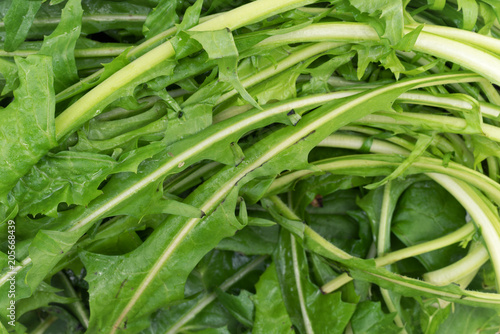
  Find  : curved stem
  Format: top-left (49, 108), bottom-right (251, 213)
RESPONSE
top-left (321, 223), bottom-right (475, 293)
top-left (257, 23), bottom-right (500, 86)
top-left (54, 0), bottom-right (317, 140)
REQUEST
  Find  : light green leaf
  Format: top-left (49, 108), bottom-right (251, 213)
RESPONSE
top-left (10, 151), bottom-right (117, 217)
top-left (190, 28), bottom-right (261, 110)
top-left (38, 0), bottom-right (82, 92)
top-left (0, 55), bottom-right (56, 203)
top-left (3, 0), bottom-right (42, 51)
top-left (348, 0), bottom-right (404, 44)
top-left (142, 0), bottom-right (179, 40)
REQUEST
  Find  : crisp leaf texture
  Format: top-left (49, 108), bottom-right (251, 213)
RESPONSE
top-left (3, 0), bottom-right (42, 51)
top-left (253, 263), bottom-right (294, 334)
top-left (0, 56), bottom-right (56, 202)
top-left (38, 0), bottom-right (83, 92)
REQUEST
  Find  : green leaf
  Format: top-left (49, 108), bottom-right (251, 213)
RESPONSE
top-left (253, 262), bottom-right (294, 334)
top-left (142, 0), bottom-right (179, 40)
top-left (0, 58), bottom-right (18, 95)
top-left (3, 0), bottom-right (42, 51)
top-left (177, 0), bottom-right (203, 32)
top-left (0, 55), bottom-right (56, 203)
top-left (38, 0), bottom-right (82, 92)
top-left (189, 28), bottom-right (261, 110)
top-left (348, 0), bottom-right (404, 44)
top-left (216, 289), bottom-right (254, 328)
top-left (457, 0), bottom-right (479, 30)
top-left (217, 224), bottom-right (279, 255)
top-left (350, 301), bottom-right (400, 334)
top-left (82, 186), bottom-right (246, 333)
top-left (275, 228), bottom-right (356, 334)
top-left (392, 180), bottom-right (467, 271)
top-left (436, 304), bottom-right (500, 334)
top-left (15, 281), bottom-right (77, 320)
top-left (10, 151), bottom-right (117, 218)
top-left (418, 298), bottom-right (451, 334)
top-left (365, 134), bottom-right (434, 189)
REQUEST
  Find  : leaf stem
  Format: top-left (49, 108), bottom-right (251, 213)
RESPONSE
top-left (54, 0), bottom-right (316, 140)
top-left (164, 255), bottom-right (267, 334)
top-left (257, 23), bottom-right (500, 85)
top-left (321, 223), bottom-right (475, 293)
top-left (56, 272), bottom-right (89, 328)
top-left (423, 241), bottom-right (489, 286)
top-left (29, 315), bottom-right (57, 334)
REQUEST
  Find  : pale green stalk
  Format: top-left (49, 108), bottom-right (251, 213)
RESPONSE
top-left (54, 0), bottom-right (317, 140)
top-left (358, 112), bottom-right (500, 142)
top-left (215, 42), bottom-right (343, 105)
top-left (0, 47), bottom-right (129, 58)
top-left (256, 23), bottom-right (500, 86)
top-left (321, 223), bottom-right (475, 293)
top-left (423, 241), bottom-right (489, 286)
top-left (29, 316), bottom-right (57, 334)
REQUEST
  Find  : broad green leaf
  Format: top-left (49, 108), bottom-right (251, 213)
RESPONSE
top-left (253, 262), bottom-right (294, 334)
top-left (0, 55), bottom-right (56, 203)
top-left (436, 304), bottom-right (500, 333)
top-left (392, 180), bottom-right (467, 271)
top-left (38, 0), bottom-right (82, 92)
top-left (82, 188), bottom-right (245, 332)
top-left (0, 58), bottom-right (18, 95)
top-left (9, 151), bottom-right (116, 217)
top-left (3, 0), bottom-right (42, 51)
top-left (142, 0), bottom-right (179, 40)
top-left (216, 289), bottom-right (254, 328)
top-left (350, 301), bottom-right (400, 334)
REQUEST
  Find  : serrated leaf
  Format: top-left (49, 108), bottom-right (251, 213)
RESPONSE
top-left (0, 55), bottom-right (56, 203)
top-left (189, 28), bottom-right (261, 110)
top-left (142, 0), bottom-right (179, 40)
top-left (348, 0), bottom-right (404, 44)
top-left (82, 186), bottom-right (245, 333)
top-left (10, 151), bottom-right (117, 218)
top-left (15, 281), bottom-right (77, 320)
top-left (38, 0), bottom-right (82, 92)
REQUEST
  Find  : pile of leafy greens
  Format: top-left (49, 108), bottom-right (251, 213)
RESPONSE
top-left (1, 0), bottom-right (500, 333)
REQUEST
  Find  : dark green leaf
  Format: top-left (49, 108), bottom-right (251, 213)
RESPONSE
top-left (350, 301), bottom-right (400, 334)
